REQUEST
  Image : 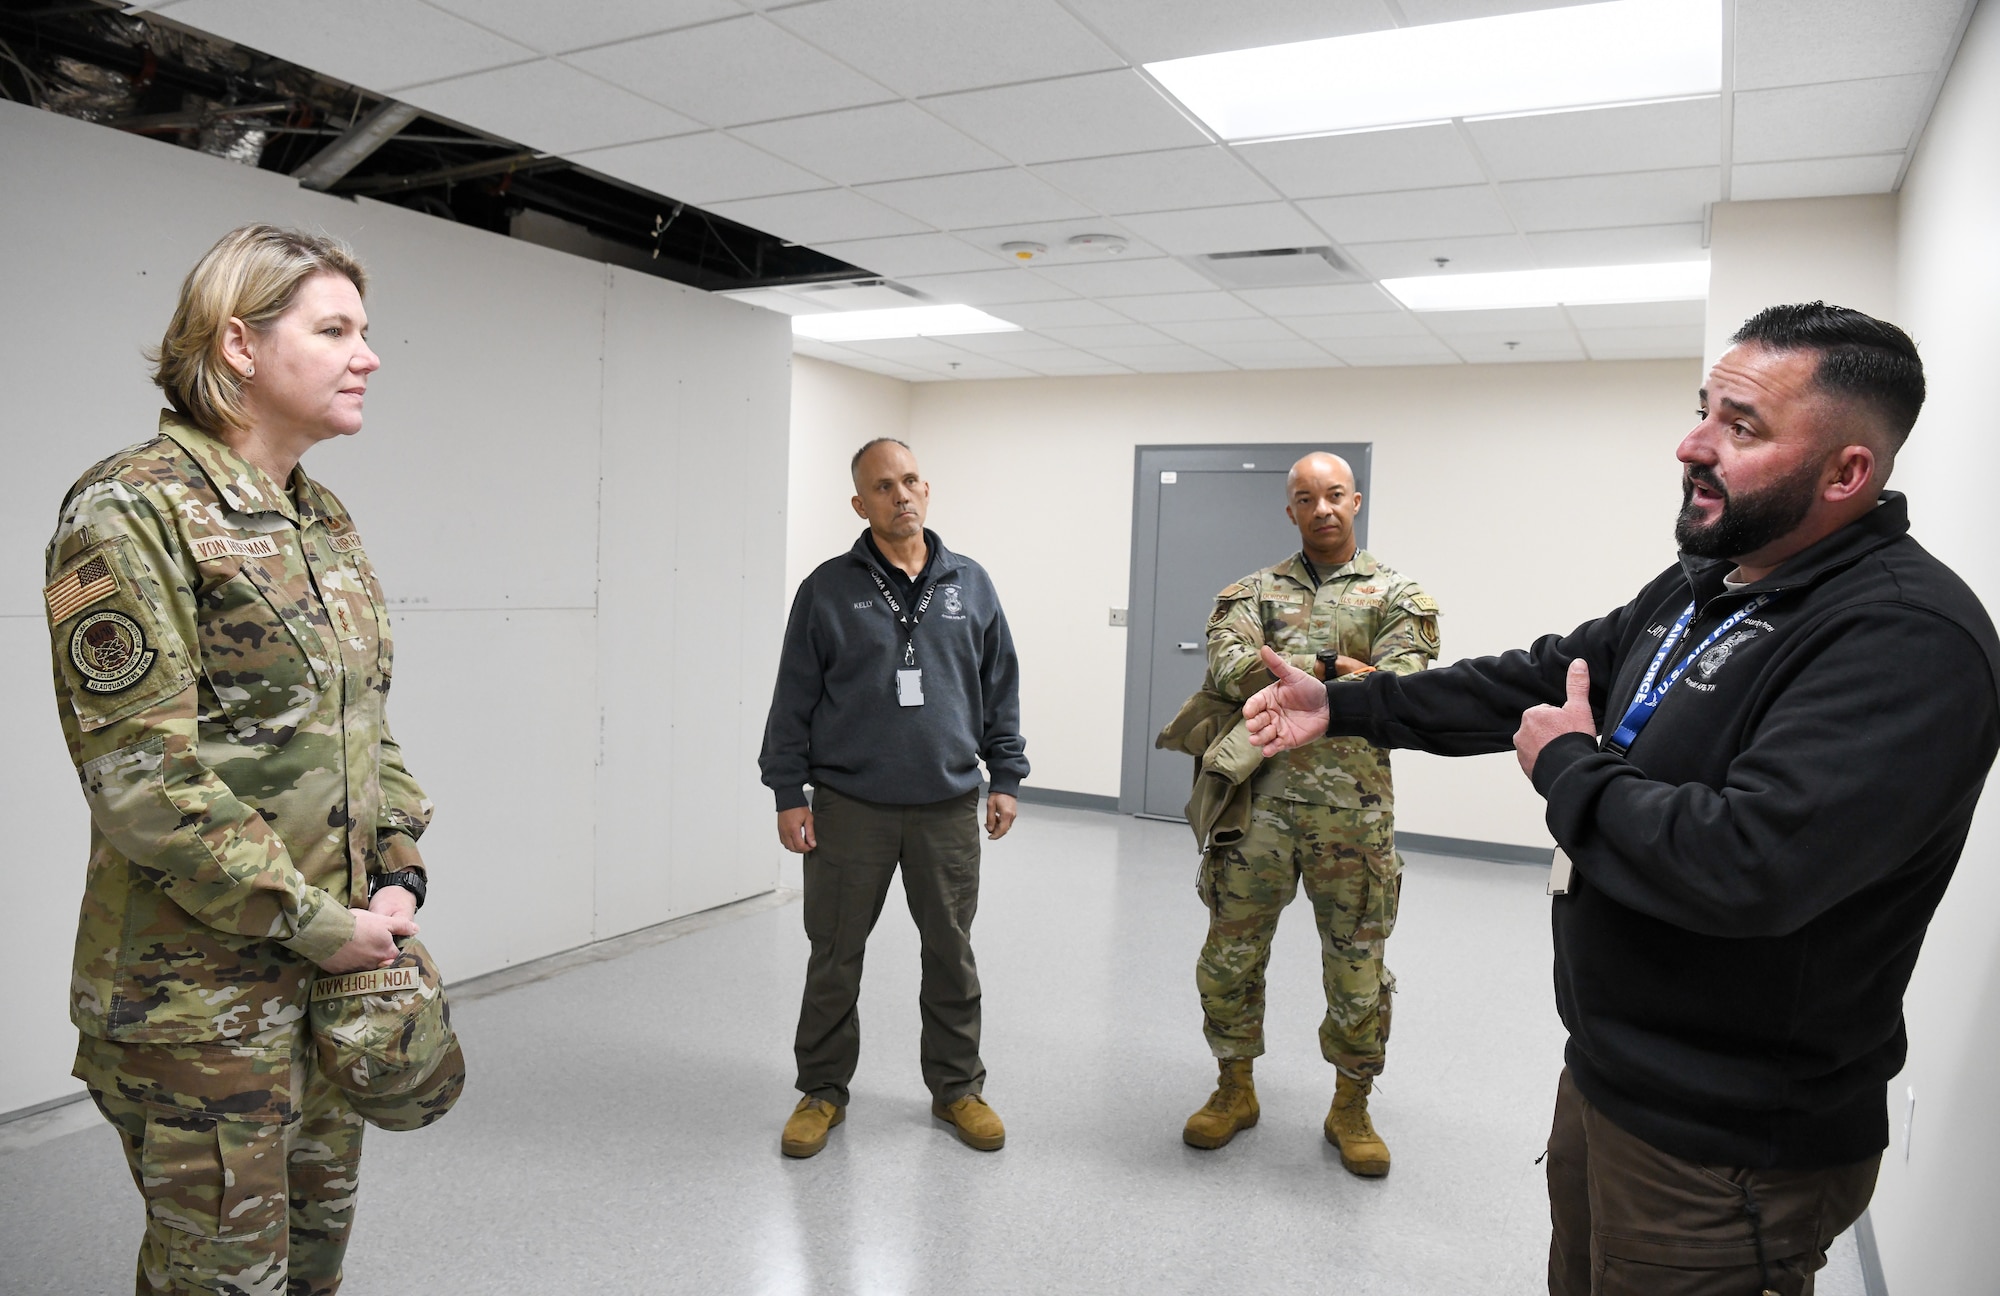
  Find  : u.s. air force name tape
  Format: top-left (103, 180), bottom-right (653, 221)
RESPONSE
top-left (312, 964), bottom-right (422, 1001)
top-left (189, 534), bottom-right (280, 561)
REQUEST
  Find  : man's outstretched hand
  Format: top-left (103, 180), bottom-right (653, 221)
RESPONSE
top-left (1244, 646), bottom-right (1332, 755)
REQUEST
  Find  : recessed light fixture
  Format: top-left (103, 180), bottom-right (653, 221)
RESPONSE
top-left (792, 304), bottom-right (1022, 342)
top-left (1067, 234), bottom-right (1129, 255)
top-left (1146, 0), bottom-right (1720, 141)
top-left (1381, 261), bottom-right (1709, 312)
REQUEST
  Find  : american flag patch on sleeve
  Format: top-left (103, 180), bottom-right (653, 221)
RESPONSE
top-left (44, 554), bottom-right (119, 623)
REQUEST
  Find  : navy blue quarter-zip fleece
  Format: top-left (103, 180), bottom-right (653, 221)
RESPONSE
top-left (760, 529), bottom-right (1028, 810)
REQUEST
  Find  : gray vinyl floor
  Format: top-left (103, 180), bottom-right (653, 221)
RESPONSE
top-left (1, 806), bottom-right (1868, 1295)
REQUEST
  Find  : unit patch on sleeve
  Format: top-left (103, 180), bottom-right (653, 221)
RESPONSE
top-left (69, 609), bottom-right (157, 694)
top-left (43, 554), bottom-right (118, 623)
top-left (190, 534), bottom-right (280, 562)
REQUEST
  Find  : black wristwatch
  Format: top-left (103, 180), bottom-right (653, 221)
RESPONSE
top-left (370, 867), bottom-right (427, 910)
top-left (1315, 648), bottom-right (1342, 679)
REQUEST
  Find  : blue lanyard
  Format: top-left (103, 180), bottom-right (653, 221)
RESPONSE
top-left (1605, 594), bottom-right (1770, 753)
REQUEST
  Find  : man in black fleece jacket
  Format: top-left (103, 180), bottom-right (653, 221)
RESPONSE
top-left (761, 437), bottom-right (1028, 1159)
top-left (1245, 304), bottom-right (1999, 1295)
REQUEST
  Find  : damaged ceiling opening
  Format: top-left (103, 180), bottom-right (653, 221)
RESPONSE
top-left (0, 0), bottom-right (867, 291)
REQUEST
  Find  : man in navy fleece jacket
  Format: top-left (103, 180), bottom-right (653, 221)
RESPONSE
top-left (761, 437), bottom-right (1028, 1159)
top-left (1246, 304), bottom-right (1999, 1295)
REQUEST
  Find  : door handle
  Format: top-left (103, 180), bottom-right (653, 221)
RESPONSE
top-left (1177, 642), bottom-right (1200, 651)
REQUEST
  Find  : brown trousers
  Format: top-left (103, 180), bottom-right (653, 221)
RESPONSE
top-left (794, 784), bottom-right (985, 1108)
top-left (1547, 1069), bottom-right (1880, 1296)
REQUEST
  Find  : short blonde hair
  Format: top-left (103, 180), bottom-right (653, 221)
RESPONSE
top-left (151, 225), bottom-right (367, 433)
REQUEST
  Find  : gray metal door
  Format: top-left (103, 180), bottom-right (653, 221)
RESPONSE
top-left (1119, 444), bottom-right (1372, 818)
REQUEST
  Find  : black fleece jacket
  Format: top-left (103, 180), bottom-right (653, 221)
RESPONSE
top-left (1326, 494), bottom-right (1999, 1167)
top-left (760, 529), bottom-right (1028, 811)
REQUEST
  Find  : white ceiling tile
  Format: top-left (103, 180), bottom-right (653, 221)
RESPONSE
top-left (424, 0), bottom-right (739, 55)
top-left (1031, 147), bottom-right (1279, 214)
top-left (950, 216), bottom-right (1161, 261)
top-left (1344, 232), bottom-right (1535, 279)
top-left (1204, 341), bottom-right (1341, 368)
top-left (858, 169), bottom-right (1093, 229)
top-left (1156, 317), bottom-right (1301, 345)
top-left (398, 60), bottom-right (701, 154)
top-left (1421, 306), bottom-right (1572, 338)
top-left (735, 101), bottom-right (1006, 185)
top-left (1116, 203), bottom-right (1328, 256)
top-left (1087, 344), bottom-right (1233, 370)
top-left (1030, 256), bottom-right (1217, 296)
top-left (1233, 124), bottom-right (1485, 199)
top-left (1399, 0), bottom-right (1601, 20)
top-left (1286, 311), bottom-right (1433, 339)
top-left (769, 0), bottom-right (1123, 96)
top-left (1465, 98), bottom-right (1721, 182)
top-left (838, 337), bottom-right (978, 361)
top-left (1449, 332), bottom-right (1588, 363)
top-left (571, 131), bottom-right (827, 204)
top-left (915, 354), bottom-right (1038, 379)
top-left (813, 233), bottom-right (1010, 278)
top-left (1729, 153), bottom-right (1904, 201)
top-left (1565, 299), bottom-right (1707, 330)
top-left (566, 15), bottom-right (893, 126)
top-left (895, 269), bottom-right (1078, 306)
top-left (1578, 325), bottom-right (1706, 359)
top-left (167, 0), bottom-right (535, 92)
top-left (1733, 75), bottom-right (1933, 164)
top-left (1299, 185), bottom-right (1514, 244)
top-left (1039, 323), bottom-right (1178, 348)
top-left (1735, 0), bottom-right (1968, 90)
top-left (708, 189), bottom-right (930, 243)
top-left (827, 355), bottom-right (931, 379)
top-left (930, 329), bottom-right (1071, 354)
top-left (1009, 349), bottom-right (1136, 374)
top-left (986, 299), bottom-right (1135, 327)
top-left (921, 71), bottom-right (1211, 165)
top-left (1108, 292), bottom-right (1264, 323)
top-left (1525, 223), bottom-right (1707, 267)
top-left (792, 338), bottom-right (861, 362)
top-left (1499, 168), bottom-right (1720, 232)
top-left (1236, 283), bottom-right (1402, 316)
top-left (1324, 336), bottom-right (1462, 366)
top-left (1059, 0), bottom-right (1396, 63)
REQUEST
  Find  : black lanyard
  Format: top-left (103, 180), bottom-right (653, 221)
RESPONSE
top-left (866, 566), bottom-right (939, 667)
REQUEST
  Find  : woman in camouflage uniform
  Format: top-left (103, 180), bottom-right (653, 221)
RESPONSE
top-left (42, 226), bottom-right (433, 1295)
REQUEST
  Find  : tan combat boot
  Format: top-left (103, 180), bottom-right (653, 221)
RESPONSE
top-left (1183, 1058), bottom-right (1259, 1149)
top-left (781, 1095), bottom-right (844, 1158)
top-left (932, 1093), bottom-right (1006, 1150)
top-left (1324, 1074), bottom-right (1390, 1176)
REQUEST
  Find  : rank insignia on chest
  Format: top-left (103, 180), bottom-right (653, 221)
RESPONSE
top-left (329, 599), bottom-right (361, 640)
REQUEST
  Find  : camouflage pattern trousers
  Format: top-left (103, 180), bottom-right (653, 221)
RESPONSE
top-left (1196, 795), bottom-right (1401, 1080)
top-left (75, 1025), bottom-right (365, 1296)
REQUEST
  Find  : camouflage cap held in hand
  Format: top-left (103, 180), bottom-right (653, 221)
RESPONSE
top-left (309, 936), bottom-right (465, 1131)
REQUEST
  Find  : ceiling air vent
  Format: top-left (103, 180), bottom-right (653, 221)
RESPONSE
top-left (791, 278), bottom-right (929, 309)
top-left (1191, 247), bottom-right (1362, 289)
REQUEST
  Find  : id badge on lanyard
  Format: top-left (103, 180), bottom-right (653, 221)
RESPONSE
top-left (868, 566), bottom-right (938, 708)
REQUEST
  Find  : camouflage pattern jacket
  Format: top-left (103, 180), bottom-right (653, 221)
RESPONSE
top-left (1207, 550), bottom-right (1438, 806)
top-left (44, 411), bottom-right (432, 1045)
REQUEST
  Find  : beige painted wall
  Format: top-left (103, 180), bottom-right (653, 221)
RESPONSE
top-left (1704, 195), bottom-right (1899, 364)
top-left (790, 356), bottom-right (1700, 849)
top-left (1865, 1), bottom-right (2000, 1288)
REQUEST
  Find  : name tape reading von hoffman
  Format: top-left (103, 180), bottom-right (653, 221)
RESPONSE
top-left (311, 964), bottom-right (422, 1002)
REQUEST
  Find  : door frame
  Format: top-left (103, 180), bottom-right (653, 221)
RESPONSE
top-left (1117, 442), bottom-right (1373, 815)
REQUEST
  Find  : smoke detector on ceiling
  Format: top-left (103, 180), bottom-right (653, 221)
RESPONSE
top-left (1067, 233), bottom-right (1129, 255)
top-left (1001, 241), bottom-right (1048, 261)
top-left (1191, 246), bottom-right (1363, 289)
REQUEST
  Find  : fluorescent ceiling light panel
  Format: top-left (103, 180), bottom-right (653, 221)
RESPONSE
top-left (1383, 261), bottom-right (1709, 311)
top-left (792, 305), bottom-right (1021, 342)
top-left (1147, 0), bottom-right (1720, 141)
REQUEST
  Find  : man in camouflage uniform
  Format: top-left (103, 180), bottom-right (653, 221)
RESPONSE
top-left (45, 408), bottom-right (432, 1294)
top-left (1183, 451), bottom-right (1439, 1176)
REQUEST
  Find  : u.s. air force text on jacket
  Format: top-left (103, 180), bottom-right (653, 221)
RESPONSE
top-left (44, 410), bottom-right (432, 1047)
top-left (1206, 550), bottom-right (1439, 806)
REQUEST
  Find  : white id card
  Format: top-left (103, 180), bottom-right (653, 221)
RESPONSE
top-left (1547, 847), bottom-right (1574, 896)
top-left (896, 668), bottom-right (925, 707)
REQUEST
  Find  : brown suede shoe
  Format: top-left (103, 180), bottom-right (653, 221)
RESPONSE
top-left (1183, 1058), bottom-right (1259, 1149)
top-left (931, 1093), bottom-right (1005, 1151)
top-left (782, 1096), bottom-right (844, 1158)
top-left (1324, 1074), bottom-right (1390, 1177)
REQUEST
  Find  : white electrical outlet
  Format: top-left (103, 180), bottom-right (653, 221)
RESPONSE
top-left (1108, 608), bottom-right (1128, 626)
top-left (1902, 1085), bottom-right (1917, 1162)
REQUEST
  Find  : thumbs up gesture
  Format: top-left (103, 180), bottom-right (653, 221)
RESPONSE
top-left (1514, 659), bottom-right (1597, 778)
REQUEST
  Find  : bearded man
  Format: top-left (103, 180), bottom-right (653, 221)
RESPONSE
top-left (1242, 303), bottom-right (2000, 1296)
